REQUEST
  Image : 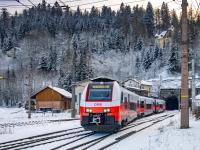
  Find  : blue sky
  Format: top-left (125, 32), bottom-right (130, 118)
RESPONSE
top-left (0, 0), bottom-right (197, 15)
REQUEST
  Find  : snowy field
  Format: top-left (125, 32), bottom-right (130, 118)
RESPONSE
top-left (0, 108), bottom-right (199, 150)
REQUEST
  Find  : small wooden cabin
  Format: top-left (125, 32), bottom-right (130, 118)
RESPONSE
top-left (31, 86), bottom-right (72, 111)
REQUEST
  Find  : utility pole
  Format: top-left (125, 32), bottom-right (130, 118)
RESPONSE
top-left (52, 81), bottom-right (53, 116)
top-left (181, 0), bottom-right (189, 128)
top-left (28, 73), bottom-right (31, 119)
top-left (71, 42), bottom-right (76, 118)
top-left (192, 54), bottom-right (195, 111)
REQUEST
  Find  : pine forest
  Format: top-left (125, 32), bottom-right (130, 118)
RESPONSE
top-left (0, 0), bottom-right (200, 106)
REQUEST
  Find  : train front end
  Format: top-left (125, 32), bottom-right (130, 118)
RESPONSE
top-left (80, 77), bottom-right (121, 132)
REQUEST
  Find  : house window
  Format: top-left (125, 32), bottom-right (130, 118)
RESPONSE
top-left (129, 84), bottom-right (132, 87)
top-left (168, 32), bottom-right (172, 37)
top-left (75, 95), bottom-right (77, 102)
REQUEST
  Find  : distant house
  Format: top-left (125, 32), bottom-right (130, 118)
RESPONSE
top-left (140, 80), bottom-right (153, 97)
top-left (6, 46), bottom-right (18, 58)
top-left (123, 79), bottom-right (140, 89)
top-left (155, 26), bottom-right (174, 48)
top-left (123, 79), bottom-right (149, 96)
top-left (195, 94), bottom-right (200, 107)
top-left (31, 86), bottom-right (72, 111)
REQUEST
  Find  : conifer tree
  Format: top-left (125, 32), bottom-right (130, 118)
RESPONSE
top-left (168, 43), bottom-right (179, 74)
top-left (135, 55), bottom-right (140, 68)
top-left (154, 45), bottom-right (159, 60)
top-left (161, 2), bottom-right (171, 31)
top-left (144, 2), bottom-right (154, 38)
top-left (38, 53), bottom-right (47, 71)
top-left (143, 50), bottom-right (152, 71)
top-left (135, 36), bottom-right (143, 51)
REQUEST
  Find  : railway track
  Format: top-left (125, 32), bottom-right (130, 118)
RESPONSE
top-left (0, 112), bottom-right (177, 150)
top-left (0, 119), bottom-right (79, 128)
top-left (97, 113), bottom-right (177, 150)
top-left (0, 127), bottom-right (87, 150)
top-left (52, 112), bottom-right (177, 150)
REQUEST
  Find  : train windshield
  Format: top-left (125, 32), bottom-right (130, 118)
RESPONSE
top-left (88, 83), bottom-right (113, 101)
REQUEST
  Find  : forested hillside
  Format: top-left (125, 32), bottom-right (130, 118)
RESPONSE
top-left (0, 0), bottom-right (200, 106)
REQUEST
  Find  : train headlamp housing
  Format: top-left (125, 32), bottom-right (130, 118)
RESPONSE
top-left (103, 108), bottom-right (111, 113)
top-left (86, 108), bottom-right (92, 113)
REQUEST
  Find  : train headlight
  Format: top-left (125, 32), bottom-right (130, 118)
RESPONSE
top-left (103, 108), bottom-right (111, 113)
top-left (86, 108), bottom-right (92, 113)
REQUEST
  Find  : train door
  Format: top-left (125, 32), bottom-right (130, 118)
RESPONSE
top-left (144, 99), bottom-right (146, 114)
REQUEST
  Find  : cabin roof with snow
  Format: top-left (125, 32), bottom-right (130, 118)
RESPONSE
top-left (155, 26), bottom-right (174, 39)
top-left (122, 78), bottom-right (140, 84)
top-left (31, 86), bottom-right (72, 99)
top-left (141, 80), bottom-right (153, 86)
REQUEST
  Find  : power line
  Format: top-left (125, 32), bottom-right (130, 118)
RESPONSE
top-left (16, 0), bottom-right (55, 22)
top-left (154, 0), bottom-right (174, 9)
top-left (173, 0), bottom-right (182, 6)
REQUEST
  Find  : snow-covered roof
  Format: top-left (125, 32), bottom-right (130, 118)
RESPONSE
top-left (125, 85), bottom-right (149, 92)
top-left (76, 79), bottom-right (91, 85)
top-left (123, 78), bottom-right (139, 84)
top-left (48, 86), bottom-right (72, 98)
top-left (31, 86), bottom-right (72, 99)
top-left (141, 80), bottom-right (152, 86)
top-left (155, 26), bottom-right (174, 39)
top-left (156, 31), bottom-right (167, 39)
top-left (195, 94), bottom-right (200, 99)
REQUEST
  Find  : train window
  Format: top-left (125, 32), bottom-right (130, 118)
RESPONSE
top-left (31, 101), bottom-right (35, 105)
top-left (153, 102), bottom-right (155, 107)
top-left (128, 94), bottom-right (130, 102)
top-left (141, 101), bottom-right (144, 108)
top-left (137, 100), bottom-right (139, 108)
top-left (121, 92), bottom-right (123, 104)
top-left (131, 102), bottom-right (136, 111)
top-left (157, 103), bottom-right (159, 107)
top-left (147, 104), bottom-right (152, 110)
top-left (125, 97), bottom-right (127, 109)
top-left (160, 104), bottom-right (163, 108)
top-left (87, 83), bottom-right (113, 101)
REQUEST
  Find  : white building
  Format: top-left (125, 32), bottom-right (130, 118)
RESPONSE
top-left (75, 79), bottom-right (90, 114)
top-left (122, 79), bottom-right (140, 88)
top-left (195, 94), bottom-right (200, 107)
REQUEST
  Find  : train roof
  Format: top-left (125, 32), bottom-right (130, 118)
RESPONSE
top-left (91, 76), bottom-right (116, 82)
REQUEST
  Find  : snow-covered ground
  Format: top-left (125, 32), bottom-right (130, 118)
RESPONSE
top-left (0, 108), bottom-right (199, 150)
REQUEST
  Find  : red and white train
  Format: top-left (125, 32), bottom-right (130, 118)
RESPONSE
top-left (80, 77), bottom-right (165, 132)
